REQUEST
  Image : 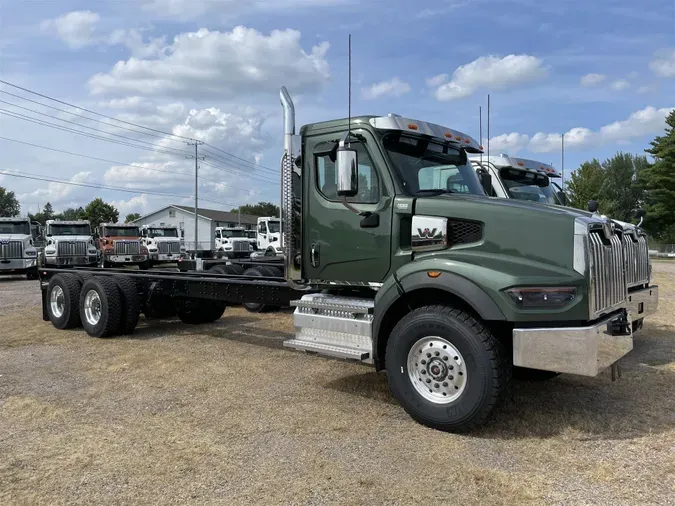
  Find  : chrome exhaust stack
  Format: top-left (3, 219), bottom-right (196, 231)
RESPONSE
top-left (279, 86), bottom-right (303, 285)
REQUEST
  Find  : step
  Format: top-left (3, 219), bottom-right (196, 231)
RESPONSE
top-left (283, 339), bottom-right (370, 361)
top-left (291, 293), bottom-right (374, 315)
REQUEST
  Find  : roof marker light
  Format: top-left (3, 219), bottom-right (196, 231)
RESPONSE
top-left (445, 132), bottom-right (453, 138)
top-left (407, 123), bottom-right (418, 130)
top-left (454, 135), bottom-right (461, 141)
top-left (517, 161), bottom-right (524, 166)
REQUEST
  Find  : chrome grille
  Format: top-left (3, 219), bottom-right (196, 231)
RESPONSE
top-left (588, 231), bottom-right (627, 317)
top-left (158, 241), bottom-right (181, 254)
top-left (0, 241), bottom-right (22, 259)
top-left (623, 234), bottom-right (650, 288)
top-left (233, 240), bottom-right (249, 252)
top-left (114, 240), bottom-right (140, 255)
top-left (57, 241), bottom-right (87, 256)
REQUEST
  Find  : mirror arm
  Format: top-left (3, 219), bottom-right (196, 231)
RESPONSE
top-left (340, 195), bottom-right (366, 216)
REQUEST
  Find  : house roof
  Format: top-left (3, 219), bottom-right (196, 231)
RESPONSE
top-left (132, 204), bottom-right (261, 225)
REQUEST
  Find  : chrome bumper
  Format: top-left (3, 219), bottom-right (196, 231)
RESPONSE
top-left (107, 254), bottom-right (147, 263)
top-left (45, 256), bottom-right (97, 266)
top-left (513, 310), bottom-right (633, 377)
top-left (0, 258), bottom-right (36, 270)
top-left (627, 285), bottom-right (658, 322)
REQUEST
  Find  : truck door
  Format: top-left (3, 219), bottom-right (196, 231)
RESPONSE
top-left (304, 132), bottom-right (393, 283)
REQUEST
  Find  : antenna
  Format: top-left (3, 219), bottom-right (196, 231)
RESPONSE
top-left (347, 33), bottom-right (352, 147)
top-left (487, 94), bottom-right (490, 162)
top-left (479, 106), bottom-right (483, 164)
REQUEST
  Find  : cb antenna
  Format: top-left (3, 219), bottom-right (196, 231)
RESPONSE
top-left (348, 33), bottom-right (352, 147)
top-left (487, 94), bottom-right (491, 161)
top-left (479, 106), bottom-right (483, 164)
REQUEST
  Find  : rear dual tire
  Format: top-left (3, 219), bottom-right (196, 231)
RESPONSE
top-left (241, 266), bottom-right (280, 313)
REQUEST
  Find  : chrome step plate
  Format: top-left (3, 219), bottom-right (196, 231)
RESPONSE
top-left (283, 339), bottom-right (370, 361)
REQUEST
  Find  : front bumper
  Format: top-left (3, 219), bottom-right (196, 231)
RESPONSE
top-left (150, 253), bottom-right (181, 262)
top-left (627, 285), bottom-right (658, 322)
top-left (45, 255), bottom-right (97, 266)
top-left (0, 258), bottom-right (36, 271)
top-left (106, 254), bottom-right (147, 264)
top-left (513, 309), bottom-right (633, 377)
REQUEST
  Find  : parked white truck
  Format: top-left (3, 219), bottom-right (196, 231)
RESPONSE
top-left (0, 216), bottom-right (39, 279)
top-left (140, 225), bottom-right (186, 266)
top-left (213, 226), bottom-right (252, 259)
top-left (256, 217), bottom-right (282, 257)
top-left (42, 219), bottom-right (99, 268)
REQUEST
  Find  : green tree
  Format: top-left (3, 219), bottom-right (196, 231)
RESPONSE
top-left (642, 110), bottom-right (675, 240)
top-left (0, 186), bottom-right (20, 216)
top-left (566, 159), bottom-right (606, 211)
top-left (125, 212), bottom-right (141, 223)
top-left (600, 152), bottom-right (648, 223)
top-left (84, 198), bottom-right (119, 229)
top-left (29, 202), bottom-right (56, 225)
top-left (231, 201), bottom-right (280, 217)
top-left (57, 207), bottom-right (86, 221)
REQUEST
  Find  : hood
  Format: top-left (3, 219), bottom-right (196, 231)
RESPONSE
top-left (0, 234), bottom-right (32, 242)
top-left (50, 235), bottom-right (92, 242)
top-left (106, 236), bottom-right (141, 241)
top-left (150, 236), bottom-right (181, 242)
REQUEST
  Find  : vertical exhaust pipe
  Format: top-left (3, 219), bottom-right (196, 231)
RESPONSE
top-left (280, 86), bottom-right (295, 153)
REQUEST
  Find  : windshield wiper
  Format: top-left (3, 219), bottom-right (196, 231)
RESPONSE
top-left (415, 189), bottom-right (456, 196)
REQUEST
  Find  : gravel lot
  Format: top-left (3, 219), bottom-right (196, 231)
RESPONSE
top-left (1, 264), bottom-right (674, 505)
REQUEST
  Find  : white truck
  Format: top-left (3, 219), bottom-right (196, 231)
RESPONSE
top-left (42, 219), bottom-right (99, 269)
top-left (0, 216), bottom-right (39, 279)
top-left (256, 217), bottom-right (282, 257)
top-left (140, 225), bottom-right (186, 266)
top-left (214, 226), bottom-right (253, 259)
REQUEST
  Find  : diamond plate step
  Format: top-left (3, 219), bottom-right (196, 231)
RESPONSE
top-left (291, 293), bottom-right (374, 314)
top-left (283, 339), bottom-right (370, 361)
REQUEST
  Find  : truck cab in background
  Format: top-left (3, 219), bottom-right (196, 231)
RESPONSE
top-left (214, 226), bottom-right (252, 259)
top-left (245, 229), bottom-right (257, 251)
top-left (97, 223), bottom-right (149, 269)
top-left (257, 217), bottom-right (282, 257)
top-left (140, 225), bottom-right (186, 266)
top-left (0, 216), bottom-right (39, 279)
top-left (42, 220), bottom-right (98, 269)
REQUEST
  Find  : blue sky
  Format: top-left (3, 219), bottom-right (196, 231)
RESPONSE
top-left (0, 0), bottom-right (673, 217)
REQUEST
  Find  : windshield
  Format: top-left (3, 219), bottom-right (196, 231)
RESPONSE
top-left (382, 133), bottom-right (485, 196)
top-left (104, 227), bottom-right (139, 237)
top-left (222, 229), bottom-right (245, 238)
top-left (149, 228), bottom-right (178, 238)
top-left (267, 221), bottom-right (281, 234)
top-left (0, 221), bottom-right (30, 235)
top-left (246, 230), bottom-right (256, 238)
top-left (48, 224), bottom-right (91, 236)
top-left (500, 170), bottom-right (559, 204)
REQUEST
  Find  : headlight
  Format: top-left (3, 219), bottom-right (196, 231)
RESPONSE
top-left (505, 287), bottom-right (577, 309)
top-left (25, 250), bottom-right (37, 257)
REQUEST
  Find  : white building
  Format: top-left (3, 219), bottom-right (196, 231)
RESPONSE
top-left (132, 205), bottom-right (259, 252)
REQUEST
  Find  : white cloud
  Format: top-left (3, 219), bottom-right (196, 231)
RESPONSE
top-left (487, 133), bottom-right (530, 154)
top-left (361, 77), bottom-right (411, 100)
top-left (18, 171), bottom-right (93, 207)
top-left (609, 79), bottom-right (630, 91)
top-left (433, 54), bottom-right (548, 101)
top-left (580, 73), bottom-right (606, 87)
top-left (40, 10), bottom-right (100, 49)
top-left (637, 85), bottom-right (655, 95)
top-left (426, 74), bottom-right (448, 88)
top-left (88, 26), bottom-right (330, 98)
top-left (107, 29), bottom-right (167, 59)
top-left (649, 48), bottom-right (675, 78)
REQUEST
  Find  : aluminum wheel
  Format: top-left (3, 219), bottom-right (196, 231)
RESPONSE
top-left (83, 289), bottom-right (102, 326)
top-left (50, 285), bottom-right (65, 318)
top-left (407, 336), bottom-right (467, 404)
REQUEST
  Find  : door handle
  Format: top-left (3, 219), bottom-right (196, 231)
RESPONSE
top-left (311, 243), bottom-right (320, 267)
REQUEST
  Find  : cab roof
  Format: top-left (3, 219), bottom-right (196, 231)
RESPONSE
top-left (0, 216), bottom-right (29, 222)
top-left (46, 219), bottom-right (90, 225)
top-left (469, 153), bottom-right (561, 178)
top-left (301, 114), bottom-right (483, 153)
top-left (101, 222), bottom-right (139, 227)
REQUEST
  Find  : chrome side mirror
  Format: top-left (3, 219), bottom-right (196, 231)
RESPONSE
top-left (336, 140), bottom-right (358, 198)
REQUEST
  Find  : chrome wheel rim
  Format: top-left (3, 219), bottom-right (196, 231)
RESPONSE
top-left (407, 336), bottom-right (467, 404)
top-left (83, 289), bottom-right (102, 326)
top-left (50, 286), bottom-right (65, 318)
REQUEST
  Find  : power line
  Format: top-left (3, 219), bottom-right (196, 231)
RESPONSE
top-left (202, 144), bottom-right (277, 174)
top-left (201, 159), bottom-right (278, 186)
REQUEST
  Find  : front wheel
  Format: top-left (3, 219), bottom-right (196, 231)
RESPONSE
top-left (138, 260), bottom-right (150, 270)
top-left (386, 305), bottom-right (510, 433)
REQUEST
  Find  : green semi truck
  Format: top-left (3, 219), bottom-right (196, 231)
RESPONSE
top-left (38, 87), bottom-right (658, 432)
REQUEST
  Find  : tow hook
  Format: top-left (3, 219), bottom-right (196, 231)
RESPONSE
top-left (608, 310), bottom-right (631, 336)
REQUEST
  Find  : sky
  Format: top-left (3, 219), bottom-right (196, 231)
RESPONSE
top-left (0, 0), bottom-right (673, 218)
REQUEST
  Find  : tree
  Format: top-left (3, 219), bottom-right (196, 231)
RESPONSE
top-left (125, 213), bottom-right (141, 223)
top-left (84, 198), bottom-right (119, 229)
top-left (230, 201), bottom-right (280, 217)
top-left (0, 186), bottom-right (20, 216)
top-left (29, 202), bottom-right (56, 225)
top-left (642, 110), bottom-right (675, 240)
top-left (566, 159), bottom-right (606, 211)
top-left (600, 152), bottom-right (648, 223)
top-left (57, 207), bottom-right (86, 221)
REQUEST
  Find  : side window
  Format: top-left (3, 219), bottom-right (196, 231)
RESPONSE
top-left (258, 222), bottom-right (265, 234)
top-left (315, 142), bottom-right (380, 204)
top-left (215, 230), bottom-right (221, 239)
top-left (169, 209), bottom-right (176, 218)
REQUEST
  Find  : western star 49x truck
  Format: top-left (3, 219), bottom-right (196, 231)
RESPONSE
top-left (0, 216), bottom-right (39, 279)
top-left (140, 225), bottom-right (186, 266)
top-left (96, 223), bottom-right (150, 269)
top-left (42, 219), bottom-right (99, 268)
top-left (470, 154), bottom-right (656, 332)
top-left (37, 87), bottom-right (659, 432)
top-left (256, 217), bottom-right (282, 256)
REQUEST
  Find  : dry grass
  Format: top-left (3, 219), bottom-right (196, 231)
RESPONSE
top-left (0, 265), bottom-right (674, 505)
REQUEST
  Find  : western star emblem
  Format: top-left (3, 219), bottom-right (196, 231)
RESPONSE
top-left (417, 228), bottom-right (437, 239)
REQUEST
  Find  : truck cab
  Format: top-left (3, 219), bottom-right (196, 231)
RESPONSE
top-left (245, 229), bottom-right (257, 250)
top-left (140, 225), bottom-right (185, 265)
top-left (42, 220), bottom-right (98, 268)
top-left (256, 217), bottom-right (282, 257)
top-left (0, 216), bottom-right (39, 279)
top-left (214, 226), bottom-right (252, 259)
top-left (97, 223), bottom-right (149, 269)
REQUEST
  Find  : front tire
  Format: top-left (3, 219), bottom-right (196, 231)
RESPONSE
top-left (385, 305), bottom-right (510, 432)
top-left (138, 260), bottom-right (150, 270)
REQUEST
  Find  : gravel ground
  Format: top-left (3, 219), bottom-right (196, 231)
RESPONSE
top-left (0, 264), bottom-right (673, 505)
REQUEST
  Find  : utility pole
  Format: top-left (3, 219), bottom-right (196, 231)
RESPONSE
top-left (186, 140), bottom-right (205, 258)
top-left (561, 133), bottom-right (565, 191)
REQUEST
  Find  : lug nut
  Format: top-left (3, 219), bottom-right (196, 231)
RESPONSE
top-left (434, 383), bottom-right (439, 388)
top-left (443, 382), bottom-right (448, 387)
top-left (426, 379), bottom-right (431, 384)
top-left (421, 359), bottom-right (427, 365)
